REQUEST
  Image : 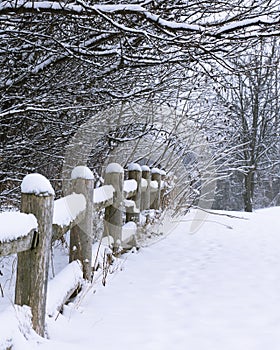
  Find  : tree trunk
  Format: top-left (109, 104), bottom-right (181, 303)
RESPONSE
top-left (243, 171), bottom-right (254, 212)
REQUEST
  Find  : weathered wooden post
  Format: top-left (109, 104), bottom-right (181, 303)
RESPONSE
top-left (15, 173), bottom-right (54, 337)
top-left (69, 166), bottom-right (94, 281)
top-left (141, 165), bottom-right (151, 211)
top-left (104, 163), bottom-right (124, 252)
top-left (160, 169), bottom-right (167, 209)
top-left (150, 168), bottom-right (162, 210)
top-left (126, 163), bottom-right (142, 223)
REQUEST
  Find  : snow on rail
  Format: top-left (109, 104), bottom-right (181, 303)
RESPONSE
top-left (141, 178), bottom-right (148, 190)
top-left (124, 199), bottom-right (139, 213)
top-left (52, 193), bottom-right (86, 241)
top-left (150, 180), bottom-right (159, 192)
top-left (53, 193), bottom-right (86, 228)
top-left (124, 179), bottom-right (137, 198)
top-left (0, 212), bottom-right (37, 243)
top-left (47, 261), bottom-right (83, 317)
top-left (93, 185), bottom-right (115, 206)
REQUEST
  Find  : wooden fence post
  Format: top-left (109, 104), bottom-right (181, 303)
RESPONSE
top-left (141, 165), bottom-right (151, 211)
top-left (15, 174), bottom-right (54, 337)
top-left (150, 168), bottom-right (162, 210)
top-left (69, 166), bottom-right (94, 281)
top-left (160, 170), bottom-right (167, 209)
top-left (104, 163), bottom-right (124, 252)
top-left (126, 163), bottom-right (142, 223)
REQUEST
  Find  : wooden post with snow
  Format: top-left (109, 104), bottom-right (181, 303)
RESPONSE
top-left (69, 166), bottom-right (94, 281)
top-left (15, 174), bottom-right (54, 337)
top-left (150, 168), bottom-right (162, 210)
top-left (126, 163), bottom-right (142, 223)
top-left (141, 165), bottom-right (151, 211)
top-left (104, 163), bottom-right (124, 252)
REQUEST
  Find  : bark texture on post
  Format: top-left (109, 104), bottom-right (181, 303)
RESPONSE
top-left (141, 165), bottom-right (151, 211)
top-left (160, 170), bottom-right (167, 209)
top-left (150, 168), bottom-right (162, 210)
top-left (104, 163), bottom-right (124, 252)
top-left (126, 163), bottom-right (142, 223)
top-left (69, 166), bottom-right (94, 281)
top-left (15, 174), bottom-right (54, 337)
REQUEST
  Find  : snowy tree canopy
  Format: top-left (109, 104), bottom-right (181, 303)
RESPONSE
top-left (1, 1), bottom-right (280, 209)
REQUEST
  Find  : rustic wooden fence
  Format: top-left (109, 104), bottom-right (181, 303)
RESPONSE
top-left (0, 162), bottom-right (167, 338)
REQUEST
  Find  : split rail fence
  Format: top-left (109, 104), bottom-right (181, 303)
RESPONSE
top-left (0, 162), bottom-right (168, 338)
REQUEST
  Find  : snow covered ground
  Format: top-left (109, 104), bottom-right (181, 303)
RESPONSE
top-left (1, 207), bottom-right (280, 350)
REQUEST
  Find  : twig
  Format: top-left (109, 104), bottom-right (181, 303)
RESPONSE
top-left (92, 234), bottom-right (103, 277)
top-left (193, 206), bottom-right (249, 220)
top-left (175, 218), bottom-right (233, 230)
top-left (0, 282), bottom-right (4, 297)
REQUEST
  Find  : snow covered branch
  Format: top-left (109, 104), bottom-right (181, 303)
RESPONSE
top-left (1, 1), bottom-right (279, 39)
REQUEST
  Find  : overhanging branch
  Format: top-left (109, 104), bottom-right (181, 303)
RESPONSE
top-left (1, 1), bottom-right (279, 40)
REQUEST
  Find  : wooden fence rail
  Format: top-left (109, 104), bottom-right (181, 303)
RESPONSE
top-left (0, 162), bottom-right (167, 338)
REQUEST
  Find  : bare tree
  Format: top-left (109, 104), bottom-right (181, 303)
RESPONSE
top-left (1, 0), bottom-right (280, 208)
top-left (211, 39), bottom-right (280, 211)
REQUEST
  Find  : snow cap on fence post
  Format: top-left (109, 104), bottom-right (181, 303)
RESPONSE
top-left (105, 162), bottom-right (124, 174)
top-left (104, 163), bottom-right (124, 253)
top-left (69, 166), bottom-right (94, 281)
top-left (127, 162), bottom-right (142, 172)
top-left (16, 173), bottom-right (55, 337)
top-left (71, 165), bottom-right (95, 180)
top-left (21, 173), bottom-right (55, 196)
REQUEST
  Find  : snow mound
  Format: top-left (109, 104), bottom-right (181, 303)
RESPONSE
top-left (0, 305), bottom-right (38, 350)
top-left (21, 173), bottom-right (54, 196)
top-left (122, 221), bottom-right (137, 242)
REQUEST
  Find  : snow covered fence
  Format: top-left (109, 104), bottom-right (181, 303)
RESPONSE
top-left (0, 171), bottom-right (93, 338)
top-left (0, 162), bottom-right (167, 339)
top-left (103, 163), bottom-right (165, 252)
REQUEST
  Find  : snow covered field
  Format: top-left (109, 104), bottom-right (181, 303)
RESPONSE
top-left (1, 207), bottom-right (280, 350)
